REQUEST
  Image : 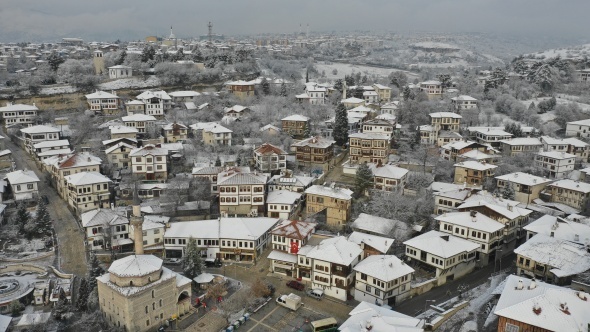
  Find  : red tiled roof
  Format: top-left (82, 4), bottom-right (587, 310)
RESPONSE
top-left (255, 143), bottom-right (286, 155)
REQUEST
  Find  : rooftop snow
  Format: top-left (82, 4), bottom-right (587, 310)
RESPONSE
top-left (305, 185), bottom-right (353, 200)
top-left (305, 236), bottom-right (362, 266)
top-left (524, 215), bottom-right (590, 245)
top-left (353, 255), bottom-right (414, 282)
top-left (164, 217), bottom-right (280, 241)
top-left (403, 230), bottom-right (479, 258)
top-left (108, 254), bottom-right (163, 277)
top-left (348, 232), bottom-right (394, 254)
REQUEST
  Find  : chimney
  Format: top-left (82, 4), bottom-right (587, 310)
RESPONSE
top-left (32, 102), bottom-right (36, 107)
top-left (441, 235), bottom-right (450, 241)
top-left (575, 234), bottom-right (580, 242)
top-left (529, 279), bottom-right (537, 290)
top-left (550, 231), bottom-right (555, 237)
top-left (507, 203), bottom-right (513, 212)
top-left (517, 279), bottom-right (524, 290)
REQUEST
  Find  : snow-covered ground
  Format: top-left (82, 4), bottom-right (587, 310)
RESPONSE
top-left (518, 96), bottom-right (590, 125)
top-left (312, 62), bottom-right (419, 81)
top-left (40, 85), bottom-right (77, 95)
top-left (524, 43), bottom-right (590, 60)
top-left (99, 76), bottom-right (161, 90)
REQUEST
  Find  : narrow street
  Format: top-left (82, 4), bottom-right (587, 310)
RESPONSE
top-left (3, 132), bottom-right (87, 276)
top-left (395, 253), bottom-right (515, 316)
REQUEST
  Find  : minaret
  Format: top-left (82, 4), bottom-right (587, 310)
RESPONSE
top-left (131, 184), bottom-right (144, 255)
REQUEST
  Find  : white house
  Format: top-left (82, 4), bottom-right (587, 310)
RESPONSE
top-left (566, 119), bottom-right (590, 138)
top-left (451, 95), bottom-right (478, 110)
top-left (107, 65), bottom-right (132, 79)
top-left (523, 215), bottom-right (590, 245)
top-left (534, 151), bottom-right (576, 178)
top-left (266, 190), bottom-right (302, 219)
top-left (339, 302), bottom-right (424, 332)
top-left (85, 90), bottom-right (119, 115)
top-left (353, 255), bottom-right (414, 306)
top-left (122, 114), bottom-right (157, 134)
top-left (6, 169), bottom-right (40, 201)
top-left (403, 230), bottom-right (479, 285)
top-left (129, 215), bottom-right (168, 251)
top-left (135, 90), bottom-right (171, 117)
top-left (81, 208), bottom-right (130, 251)
top-left (0, 102), bottom-right (38, 127)
top-left (20, 125), bottom-right (61, 153)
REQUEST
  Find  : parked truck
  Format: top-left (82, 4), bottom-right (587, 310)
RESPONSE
top-left (276, 293), bottom-right (303, 311)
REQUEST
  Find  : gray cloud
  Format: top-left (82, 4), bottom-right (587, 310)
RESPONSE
top-left (0, 0), bottom-right (587, 42)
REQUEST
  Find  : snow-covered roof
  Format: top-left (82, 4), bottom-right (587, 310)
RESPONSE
top-left (536, 150), bottom-right (576, 160)
top-left (496, 172), bottom-right (552, 186)
top-left (429, 112), bottom-right (462, 119)
top-left (224, 105), bottom-right (249, 113)
top-left (436, 211), bottom-right (504, 233)
top-left (81, 208), bottom-right (128, 228)
top-left (108, 65), bottom-right (131, 69)
top-left (190, 122), bottom-right (232, 134)
top-left (268, 174), bottom-right (314, 188)
top-left (136, 90), bottom-right (171, 101)
top-left (451, 95), bottom-right (477, 101)
top-left (217, 170), bottom-right (267, 186)
top-left (168, 91), bottom-right (200, 97)
top-left (501, 137), bottom-right (542, 146)
top-left (306, 236), bottom-right (362, 266)
top-left (254, 143), bottom-right (287, 155)
top-left (0, 103), bottom-right (38, 112)
top-left (368, 163), bottom-right (408, 180)
top-left (305, 185), bottom-right (353, 200)
top-left (434, 188), bottom-right (474, 201)
top-left (164, 217), bottom-right (279, 241)
top-left (16, 313), bottom-right (51, 327)
top-left (453, 160), bottom-right (497, 171)
top-left (110, 125), bottom-right (138, 134)
top-left (98, 265), bottom-right (187, 297)
top-left (494, 275), bottom-right (590, 332)
top-left (291, 136), bottom-right (335, 149)
top-left (549, 179), bottom-right (590, 193)
top-left (524, 215), bottom-right (590, 245)
top-left (0, 314), bottom-right (11, 332)
top-left (32, 139), bottom-right (69, 149)
top-left (339, 301), bottom-right (424, 332)
top-left (421, 80), bottom-right (442, 85)
top-left (459, 150), bottom-right (494, 161)
top-left (129, 145), bottom-right (168, 157)
top-left (85, 90), bottom-right (118, 99)
top-left (270, 219), bottom-right (316, 240)
top-left (472, 128), bottom-right (513, 137)
top-left (403, 230), bottom-right (479, 258)
top-left (105, 142), bottom-right (136, 154)
top-left (281, 114), bottom-right (309, 122)
top-left (563, 137), bottom-right (589, 148)
top-left (6, 169), bottom-right (40, 185)
top-left (567, 118), bottom-right (590, 126)
top-left (341, 97), bottom-right (365, 103)
top-left (162, 122), bottom-right (188, 131)
top-left (349, 132), bottom-right (390, 140)
top-left (266, 190), bottom-right (302, 205)
top-left (108, 254), bottom-right (163, 277)
top-left (353, 255), bottom-right (414, 282)
top-left (260, 124), bottom-right (281, 132)
top-left (268, 250), bottom-right (297, 263)
top-left (429, 182), bottom-right (465, 193)
top-left (126, 99), bottom-right (145, 105)
top-left (65, 171), bottom-right (111, 186)
top-left (515, 234), bottom-right (590, 277)
top-left (122, 114), bottom-right (157, 122)
top-left (348, 232), bottom-right (394, 254)
top-left (351, 213), bottom-right (408, 238)
top-left (20, 125), bottom-right (60, 134)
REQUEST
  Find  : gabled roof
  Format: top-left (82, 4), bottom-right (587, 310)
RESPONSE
top-left (54, 152), bottom-right (102, 169)
top-left (453, 160), bottom-right (497, 171)
top-left (348, 232), bottom-right (394, 254)
top-left (81, 208), bottom-right (128, 228)
top-left (105, 142), bottom-right (136, 154)
top-left (548, 179), bottom-right (590, 193)
top-left (436, 211), bottom-right (504, 233)
top-left (189, 122), bottom-right (232, 134)
top-left (65, 171), bottom-right (111, 186)
top-left (259, 124), bottom-right (281, 132)
top-left (536, 150), bottom-right (576, 160)
top-left (33, 139), bottom-right (69, 149)
top-left (110, 125), bottom-right (138, 134)
top-left (270, 219), bottom-right (316, 240)
top-left (500, 137), bottom-right (542, 146)
top-left (351, 213), bottom-right (409, 238)
top-left (306, 236), bottom-right (362, 266)
top-left (0, 103), bottom-right (38, 112)
top-left (339, 301), bottom-right (424, 332)
top-left (129, 145), bottom-right (168, 157)
top-left (217, 171), bottom-right (267, 186)
top-left (6, 170), bottom-right (40, 185)
top-left (136, 90), bottom-right (171, 101)
top-left (403, 230), bottom-right (479, 258)
top-left (291, 136), bottom-right (335, 149)
top-left (496, 172), bottom-right (552, 186)
top-left (429, 112), bottom-right (462, 119)
top-left (494, 275), bottom-right (590, 332)
top-left (353, 255), bottom-right (414, 282)
top-left (224, 105), bottom-right (249, 113)
top-left (164, 217), bottom-right (280, 240)
top-left (341, 97), bottom-right (364, 103)
top-left (451, 95), bottom-right (477, 101)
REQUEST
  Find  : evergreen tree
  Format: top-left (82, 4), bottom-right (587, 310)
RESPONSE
top-left (354, 163), bottom-right (374, 197)
top-left (15, 203), bottom-right (31, 233)
top-left (76, 277), bottom-right (89, 312)
top-left (87, 252), bottom-right (104, 291)
top-left (181, 237), bottom-right (203, 280)
top-left (52, 290), bottom-right (69, 320)
top-left (115, 50), bottom-right (127, 66)
top-left (279, 82), bottom-right (287, 97)
top-left (215, 156), bottom-right (222, 166)
top-left (261, 78), bottom-right (271, 95)
top-left (344, 75), bottom-right (355, 87)
top-left (333, 79), bottom-right (343, 93)
top-left (353, 86), bottom-right (364, 99)
top-left (8, 300), bottom-right (24, 317)
top-left (141, 46), bottom-right (155, 63)
top-left (36, 198), bottom-right (52, 236)
top-left (501, 183), bottom-right (515, 200)
top-left (401, 86), bottom-right (413, 101)
top-left (305, 69), bottom-right (309, 83)
top-left (47, 52), bottom-right (65, 72)
top-left (333, 103), bottom-right (349, 146)
top-left (303, 122), bottom-right (311, 138)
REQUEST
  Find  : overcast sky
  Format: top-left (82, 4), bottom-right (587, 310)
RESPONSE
top-left (0, 0), bottom-right (588, 42)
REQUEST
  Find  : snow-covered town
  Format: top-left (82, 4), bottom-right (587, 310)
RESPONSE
top-left (0, 2), bottom-right (589, 332)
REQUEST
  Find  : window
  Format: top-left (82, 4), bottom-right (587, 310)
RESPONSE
top-left (366, 285), bottom-right (371, 292)
top-left (27, 184), bottom-right (34, 190)
top-left (505, 323), bottom-right (519, 332)
top-left (361, 273), bottom-right (367, 281)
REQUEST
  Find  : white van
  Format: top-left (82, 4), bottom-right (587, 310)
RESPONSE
top-left (306, 288), bottom-right (324, 300)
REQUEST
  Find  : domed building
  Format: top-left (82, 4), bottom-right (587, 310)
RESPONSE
top-left (97, 254), bottom-right (192, 331)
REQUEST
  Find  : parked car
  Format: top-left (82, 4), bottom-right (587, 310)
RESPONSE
top-left (205, 258), bottom-right (222, 267)
top-left (167, 258), bottom-right (181, 264)
top-left (276, 293), bottom-right (303, 311)
top-left (286, 280), bottom-right (305, 291)
top-left (306, 288), bottom-right (324, 301)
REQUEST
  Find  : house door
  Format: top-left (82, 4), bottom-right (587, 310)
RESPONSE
top-left (146, 173), bottom-right (155, 180)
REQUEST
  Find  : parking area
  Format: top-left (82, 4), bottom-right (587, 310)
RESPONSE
top-left (238, 300), bottom-right (329, 332)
